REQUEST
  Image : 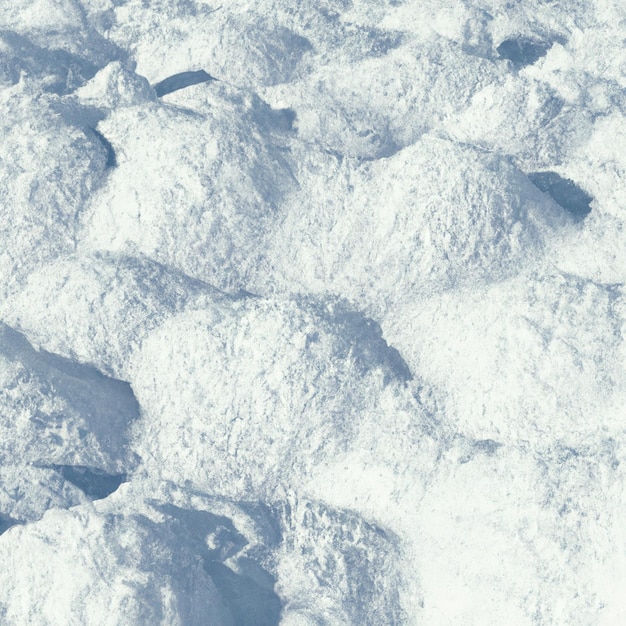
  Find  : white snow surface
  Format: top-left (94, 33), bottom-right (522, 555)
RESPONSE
top-left (1, 0), bottom-right (626, 624)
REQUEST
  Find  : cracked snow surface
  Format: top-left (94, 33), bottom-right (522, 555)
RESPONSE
top-left (1, 0), bottom-right (626, 624)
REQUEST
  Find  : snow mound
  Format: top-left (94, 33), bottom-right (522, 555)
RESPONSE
top-left (261, 38), bottom-right (500, 159)
top-left (2, 252), bottom-right (225, 378)
top-left (74, 61), bottom-right (155, 109)
top-left (0, 86), bottom-right (106, 296)
top-left (413, 438), bottom-right (626, 624)
top-left (82, 83), bottom-right (298, 291)
top-left (0, 322), bottom-right (139, 527)
top-left (0, 478), bottom-right (407, 626)
top-left (257, 136), bottom-right (568, 314)
top-left (131, 297), bottom-right (434, 500)
top-left (270, 495), bottom-right (405, 625)
top-left (107, 0), bottom-right (405, 88)
top-left (384, 268), bottom-right (626, 445)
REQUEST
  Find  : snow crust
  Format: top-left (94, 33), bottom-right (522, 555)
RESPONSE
top-left (1, 0), bottom-right (626, 624)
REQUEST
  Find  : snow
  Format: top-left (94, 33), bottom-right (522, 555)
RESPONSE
top-left (80, 82), bottom-right (297, 291)
top-left (1, 0), bottom-right (626, 624)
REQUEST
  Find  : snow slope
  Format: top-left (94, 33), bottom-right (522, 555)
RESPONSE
top-left (1, 0), bottom-right (626, 624)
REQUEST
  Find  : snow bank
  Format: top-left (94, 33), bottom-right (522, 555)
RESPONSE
top-left (383, 268), bottom-right (626, 446)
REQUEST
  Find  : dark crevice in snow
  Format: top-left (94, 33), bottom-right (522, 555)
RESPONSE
top-left (89, 127), bottom-right (117, 167)
top-left (49, 465), bottom-right (126, 500)
top-left (331, 309), bottom-right (414, 383)
top-left (50, 100), bottom-right (106, 129)
top-left (153, 70), bottom-right (217, 97)
top-left (0, 513), bottom-right (19, 536)
top-left (251, 102), bottom-right (298, 134)
top-left (234, 501), bottom-right (283, 546)
top-left (48, 103), bottom-right (118, 175)
top-left (528, 171), bottom-right (593, 221)
top-left (154, 503), bottom-right (249, 559)
top-left (496, 37), bottom-right (553, 66)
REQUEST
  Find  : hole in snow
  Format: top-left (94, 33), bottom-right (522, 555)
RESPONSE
top-left (51, 465), bottom-right (126, 500)
top-left (473, 439), bottom-right (502, 455)
top-left (528, 171), bottom-right (593, 221)
top-left (496, 37), bottom-right (552, 66)
top-left (152, 70), bottom-right (216, 97)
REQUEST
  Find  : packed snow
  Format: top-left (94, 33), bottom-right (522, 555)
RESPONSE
top-left (1, 0), bottom-right (625, 624)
